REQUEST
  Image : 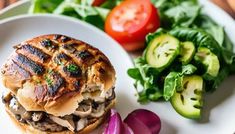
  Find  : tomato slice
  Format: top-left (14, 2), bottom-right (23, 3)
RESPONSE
top-left (105, 0), bottom-right (160, 51)
top-left (92, 0), bottom-right (106, 6)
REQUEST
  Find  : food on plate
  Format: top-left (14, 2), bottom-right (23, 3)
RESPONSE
top-left (170, 75), bottom-right (203, 119)
top-left (124, 109), bottom-right (161, 134)
top-left (92, 0), bottom-right (106, 6)
top-left (1, 34), bottom-right (116, 133)
top-left (104, 109), bottom-right (161, 134)
top-left (105, 0), bottom-right (160, 51)
top-left (29, 0), bottom-right (160, 51)
top-left (29, 0), bottom-right (122, 30)
top-left (145, 34), bottom-right (180, 70)
top-left (128, 0), bottom-right (235, 119)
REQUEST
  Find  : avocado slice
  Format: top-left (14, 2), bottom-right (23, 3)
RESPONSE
top-left (179, 41), bottom-right (195, 64)
top-left (145, 34), bottom-right (180, 70)
top-left (170, 75), bottom-right (204, 119)
top-left (194, 47), bottom-right (220, 79)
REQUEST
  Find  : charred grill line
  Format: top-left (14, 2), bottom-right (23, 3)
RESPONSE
top-left (54, 53), bottom-right (70, 65)
top-left (74, 81), bottom-right (81, 91)
top-left (61, 36), bottom-right (71, 43)
top-left (40, 39), bottom-right (58, 49)
top-left (12, 61), bottom-right (31, 78)
top-left (63, 64), bottom-right (82, 78)
top-left (21, 44), bottom-right (50, 62)
top-left (75, 50), bottom-right (92, 60)
top-left (53, 35), bottom-right (62, 40)
top-left (62, 43), bottom-right (76, 53)
top-left (13, 54), bottom-right (44, 75)
top-left (48, 72), bottom-right (65, 96)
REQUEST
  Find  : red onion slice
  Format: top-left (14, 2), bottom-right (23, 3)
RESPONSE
top-left (124, 109), bottom-right (161, 134)
top-left (104, 109), bottom-right (123, 134)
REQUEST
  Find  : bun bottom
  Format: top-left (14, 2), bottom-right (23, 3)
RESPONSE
top-left (5, 100), bottom-right (115, 134)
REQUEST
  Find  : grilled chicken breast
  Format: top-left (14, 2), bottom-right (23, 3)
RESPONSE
top-left (1, 34), bottom-right (116, 133)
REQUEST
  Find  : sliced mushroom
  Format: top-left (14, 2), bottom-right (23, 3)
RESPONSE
top-left (32, 112), bottom-right (44, 121)
top-left (9, 97), bottom-right (26, 115)
top-left (82, 91), bottom-right (105, 103)
top-left (73, 103), bottom-right (92, 118)
top-left (90, 103), bottom-right (105, 118)
top-left (76, 118), bottom-right (88, 131)
top-left (105, 88), bottom-right (115, 100)
top-left (49, 115), bottom-right (75, 132)
top-left (2, 91), bottom-right (12, 104)
top-left (21, 111), bottom-right (32, 120)
top-left (27, 118), bottom-right (64, 132)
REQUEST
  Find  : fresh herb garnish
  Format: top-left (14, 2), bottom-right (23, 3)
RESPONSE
top-left (41, 39), bottom-right (52, 47)
top-left (45, 75), bottom-right (53, 86)
top-left (67, 64), bottom-right (79, 72)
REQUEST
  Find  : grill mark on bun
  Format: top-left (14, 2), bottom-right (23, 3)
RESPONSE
top-left (40, 39), bottom-right (58, 49)
top-left (61, 36), bottom-right (71, 43)
top-left (63, 63), bottom-right (82, 78)
top-left (46, 71), bottom-right (65, 96)
top-left (12, 61), bottom-right (31, 79)
top-left (62, 43), bottom-right (77, 53)
top-left (75, 50), bottom-right (93, 61)
top-left (53, 35), bottom-right (62, 40)
top-left (54, 53), bottom-right (70, 65)
top-left (12, 54), bottom-right (44, 75)
top-left (16, 44), bottom-right (50, 63)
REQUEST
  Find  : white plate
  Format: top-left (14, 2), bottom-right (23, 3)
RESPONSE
top-left (0, 14), bottom-right (139, 134)
top-left (0, 1), bottom-right (235, 134)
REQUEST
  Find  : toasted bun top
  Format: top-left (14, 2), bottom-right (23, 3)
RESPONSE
top-left (1, 34), bottom-right (115, 116)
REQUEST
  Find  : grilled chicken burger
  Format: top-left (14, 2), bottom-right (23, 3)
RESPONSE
top-left (1, 34), bottom-right (116, 133)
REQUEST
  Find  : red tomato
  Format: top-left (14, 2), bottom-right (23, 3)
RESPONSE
top-left (92, 0), bottom-right (106, 6)
top-left (105, 0), bottom-right (160, 51)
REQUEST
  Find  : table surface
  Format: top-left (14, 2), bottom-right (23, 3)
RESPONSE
top-left (0, 0), bottom-right (235, 19)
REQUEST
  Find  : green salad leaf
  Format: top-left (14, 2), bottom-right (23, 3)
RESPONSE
top-left (29, 0), bottom-right (64, 13)
top-left (163, 72), bottom-right (182, 101)
top-left (29, 0), bottom-right (121, 29)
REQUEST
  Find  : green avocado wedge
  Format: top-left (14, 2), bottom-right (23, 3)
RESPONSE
top-left (145, 34), bottom-right (180, 71)
top-left (170, 75), bottom-right (204, 119)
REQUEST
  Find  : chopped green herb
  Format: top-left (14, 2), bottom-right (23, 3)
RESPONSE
top-left (48, 69), bottom-right (53, 74)
top-left (67, 64), bottom-right (79, 72)
top-left (45, 76), bottom-right (53, 86)
top-left (35, 79), bottom-right (41, 84)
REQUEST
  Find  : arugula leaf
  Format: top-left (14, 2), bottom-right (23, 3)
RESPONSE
top-left (164, 1), bottom-right (201, 27)
top-left (52, 1), bottom-right (109, 29)
top-left (29, 0), bottom-right (64, 13)
top-left (127, 57), bottom-right (163, 103)
top-left (151, 0), bottom-right (199, 28)
top-left (29, 0), bottom-right (121, 30)
top-left (163, 72), bottom-right (182, 101)
top-left (163, 64), bottom-right (196, 101)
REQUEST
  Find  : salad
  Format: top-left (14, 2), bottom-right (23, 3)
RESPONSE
top-left (128, 0), bottom-right (235, 119)
top-left (29, 0), bottom-right (235, 119)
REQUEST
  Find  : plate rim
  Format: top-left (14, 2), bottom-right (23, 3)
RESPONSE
top-left (0, 13), bottom-right (133, 66)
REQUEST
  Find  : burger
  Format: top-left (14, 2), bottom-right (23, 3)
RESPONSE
top-left (1, 34), bottom-right (116, 133)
